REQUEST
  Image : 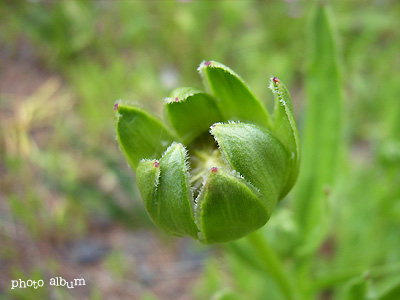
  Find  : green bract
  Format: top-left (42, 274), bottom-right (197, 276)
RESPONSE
top-left (115, 61), bottom-right (300, 244)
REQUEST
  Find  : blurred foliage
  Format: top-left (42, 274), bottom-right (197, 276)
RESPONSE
top-left (1, 0), bottom-right (400, 299)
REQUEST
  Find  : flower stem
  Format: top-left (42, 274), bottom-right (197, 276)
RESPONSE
top-left (246, 230), bottom-right (298, 300)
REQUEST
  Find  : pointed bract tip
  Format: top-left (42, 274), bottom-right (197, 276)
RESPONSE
top-left (272, 77), bottom-right (279, 84)
top-left (154, 161), bottom-right (160, 168)
top-left (211, 167), bottom-right (218, 173)
top-left (114, 103), bottom-right (119, 111)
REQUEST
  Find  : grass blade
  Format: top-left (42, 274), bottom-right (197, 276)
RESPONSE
top-left (293, 4), bottom-right (343, 240)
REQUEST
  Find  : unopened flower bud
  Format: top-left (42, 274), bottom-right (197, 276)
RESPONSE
top-left (115, 61), bottom-right (300, 244)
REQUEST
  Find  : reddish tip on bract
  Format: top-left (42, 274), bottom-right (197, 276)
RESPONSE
top-left (204, 61), bottom-right (211, 67)
top-left (154, 161), bottom-right (160, 168)
top-left (114, 103), bottom-right (119, 111)
top-left (211, 167), bottom-right (218, 173)
top-left (175, 97), bottom-right (179, 102)
top-left (272, 77), bottom-right (279, 84)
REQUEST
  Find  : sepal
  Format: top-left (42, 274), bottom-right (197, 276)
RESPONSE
top-left (164, 87), bottom-right (222, 144)
top-left (195, 167), bottom-right (269, 244)
top-left (199, 60), bottom-right (271, 128)
top-left (136, 143), bottom-right (199, 239)
top-left (115, 103), bottom-right (175, 169)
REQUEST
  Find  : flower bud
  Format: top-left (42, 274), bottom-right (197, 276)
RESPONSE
top-left (115, 61), bottom-right (300, 244)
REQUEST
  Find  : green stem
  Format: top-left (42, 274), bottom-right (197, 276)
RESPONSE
top-left (246, 230), bottom-right (298, 300)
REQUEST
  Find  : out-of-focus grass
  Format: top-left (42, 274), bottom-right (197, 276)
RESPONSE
top-left (1, 1), bottom-right (400, 299)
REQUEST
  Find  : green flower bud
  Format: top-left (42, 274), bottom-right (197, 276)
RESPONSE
top-left (115, 61), bottom-right (300, 244)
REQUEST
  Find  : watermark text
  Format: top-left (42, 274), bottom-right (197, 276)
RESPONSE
top-left (11, 277), bottom-right (86, 290)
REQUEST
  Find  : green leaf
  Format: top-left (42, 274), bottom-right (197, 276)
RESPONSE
top-left (211, 122), bottom-right (291, 213)
top-left (136, 143), bottom-right (199, 239)
top-left (269, 77), bottom-right (300, 198)
top-left (199, 61), bottom-right (271, 129)
top-left (293, 3), bottom-right (343, 237)
top-left (377, 277), bottom-right (400, 300)
top-left (195, 168), bottom-right (268, 244)
top-left (164, 87), bottom-right (223, 144)
top-left (342, 276), bottom-right (368, 300)
top-left (115, 103), bottom-right (176, 169)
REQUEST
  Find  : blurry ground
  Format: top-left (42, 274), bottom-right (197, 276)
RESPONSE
top-left (1, 219), bottom-right (209, 300)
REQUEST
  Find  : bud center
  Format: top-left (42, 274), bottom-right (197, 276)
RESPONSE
top-left (189, 148), bottom-right (224, 195)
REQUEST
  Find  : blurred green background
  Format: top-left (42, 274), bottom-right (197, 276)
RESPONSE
top-left (1, 1), bottom-right (399, 299)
